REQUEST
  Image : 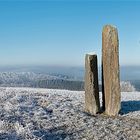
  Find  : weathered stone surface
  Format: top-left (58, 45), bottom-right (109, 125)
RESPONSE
top-left (85, 53), bottom-right (100, 115)
top-left (102, 25), bottom-right (121, 116)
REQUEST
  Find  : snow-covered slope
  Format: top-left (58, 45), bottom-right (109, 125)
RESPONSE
top-left (0, 72), bottom-right (62, 87)
top-left (0, 72), bottom-right (136, 92)
top-left (0, 87), bottom-right (139, 140)
top-left (0, 72), bottom-right (84, 91)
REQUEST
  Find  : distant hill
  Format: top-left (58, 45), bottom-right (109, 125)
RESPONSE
top-left (0, 72), bottom-right (83, 90)
top-left (0, 72), bottom-right (136, 92)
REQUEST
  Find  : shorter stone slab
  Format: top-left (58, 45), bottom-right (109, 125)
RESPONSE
top-left (85, 53), bottom-right (100, 115)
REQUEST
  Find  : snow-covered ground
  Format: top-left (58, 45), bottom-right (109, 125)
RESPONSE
top-left (0, 87), bottom-right (139, 140)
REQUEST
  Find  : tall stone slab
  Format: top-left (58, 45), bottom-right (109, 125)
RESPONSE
top-left (102, 25), bottom-right (121, 116)
top-left (85, 53), bottom-right (100, 115)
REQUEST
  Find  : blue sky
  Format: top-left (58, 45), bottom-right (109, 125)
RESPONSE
top-left (0, 0), bottom-right (140, 66)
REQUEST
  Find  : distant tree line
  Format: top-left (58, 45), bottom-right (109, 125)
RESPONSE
top-left (37, 79), bottom-right (84, 91)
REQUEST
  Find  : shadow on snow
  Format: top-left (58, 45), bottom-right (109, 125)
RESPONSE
top-left (120, 100), bottom-right (140, 115)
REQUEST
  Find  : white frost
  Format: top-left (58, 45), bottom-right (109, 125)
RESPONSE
top-left (0, 87), bottom-right (139, 139)
top-left (86, 52), bottom-right (97, 55)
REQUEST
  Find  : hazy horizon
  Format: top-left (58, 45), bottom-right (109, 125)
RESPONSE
top-left (0, 64), bottom-right (139, 81)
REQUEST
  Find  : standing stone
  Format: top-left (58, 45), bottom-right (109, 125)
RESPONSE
top-left (102, 25), bottom-right (121, 116)
top-left (85, 53), bottom-right (100, 115)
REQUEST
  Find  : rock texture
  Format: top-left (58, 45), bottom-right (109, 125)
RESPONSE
top-left (102, 25), bottom-right (121, 116)
top-left (85, 54), bottom-right (100, 115)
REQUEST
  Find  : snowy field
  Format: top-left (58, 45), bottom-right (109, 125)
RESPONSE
top-left (0, 87), bottom-right (140, 140)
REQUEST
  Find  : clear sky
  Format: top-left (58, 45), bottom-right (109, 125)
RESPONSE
top-left (0, 0), bottom-right (140, 66)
